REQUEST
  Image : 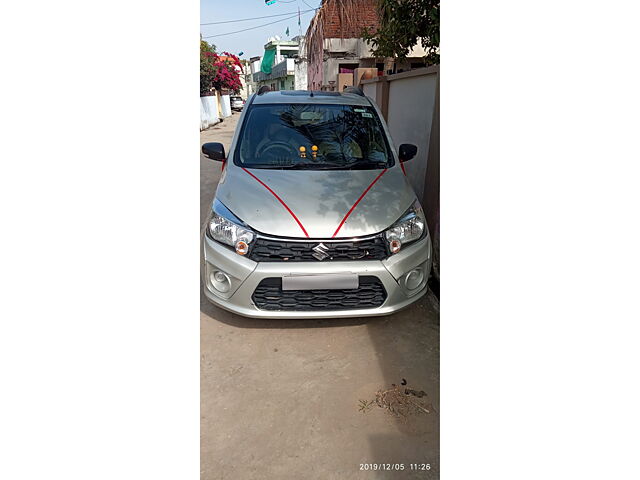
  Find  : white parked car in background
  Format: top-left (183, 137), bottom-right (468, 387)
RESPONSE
top-left (230, 96), bottom-right (245, 111)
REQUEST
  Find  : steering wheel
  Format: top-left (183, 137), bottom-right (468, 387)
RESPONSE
top-left (257, 141), bottom-right (294, 159)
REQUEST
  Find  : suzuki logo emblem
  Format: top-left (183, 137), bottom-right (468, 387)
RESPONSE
top-left (312, 243), bottom-right (330, 261)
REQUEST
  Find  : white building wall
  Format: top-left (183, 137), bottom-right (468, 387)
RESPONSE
top-left (362, 82), bottom-right (376, 99)
top-left (294, 59), bottom-right (307, 90)
top-left (200, 95), bottom-right (220, 130)
top-left (250, 58), bottom-right (262, 75)
top-left (385, 71), bottom-right (437, 199)
top-left (220, 94), bottom-right (232, 118)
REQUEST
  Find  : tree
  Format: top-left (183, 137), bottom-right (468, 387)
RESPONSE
top-left (363, 0), bottom-right (439, 64)
top-left (200, 40), bottom-right (244, 95)
top-left (212, 52), bottom-right (244, 93)
top-left (200, 40), bottom-right (218, 95)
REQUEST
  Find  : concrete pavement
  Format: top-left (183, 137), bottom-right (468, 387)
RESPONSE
top-left (200, 112), bottom-right (440, 479)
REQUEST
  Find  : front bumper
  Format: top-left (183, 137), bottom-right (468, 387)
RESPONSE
top-left (201, 233), bottom-right (432, 319)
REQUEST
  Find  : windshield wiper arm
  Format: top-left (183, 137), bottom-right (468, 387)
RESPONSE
top-left (249, 162), bottom-right (388, 170)
top-left (245, 163), bottom-right (315, 169)
top-left (273, 162), bottom-right (328, 169)
top-left (335, 161), bottom-right (388, 170)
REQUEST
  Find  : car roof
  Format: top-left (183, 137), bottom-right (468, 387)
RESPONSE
top-left (251, 90), bottom-right (371, 106)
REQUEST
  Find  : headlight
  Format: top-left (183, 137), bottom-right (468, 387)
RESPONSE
top-left (384, 200), bottom-right (426, 254)
top-left (207, 200), bottom-right (255, 255)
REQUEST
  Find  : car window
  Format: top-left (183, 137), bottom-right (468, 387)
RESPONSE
top-left (234, 104), bottom-right (393, 170)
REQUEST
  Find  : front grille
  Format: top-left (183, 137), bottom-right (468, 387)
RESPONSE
top-left (248, 236), bottom-right (388, 262)
top-left (252, 276), bottom-right (387, 311)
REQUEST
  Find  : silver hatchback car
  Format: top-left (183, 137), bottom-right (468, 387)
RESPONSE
top-left (201, 88), bottom-right (431, 318)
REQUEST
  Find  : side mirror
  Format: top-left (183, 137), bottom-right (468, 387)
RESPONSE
top-left (202, 142), bottom-right (226, 161)
top-left (398, 143), bottom-right (418, 162)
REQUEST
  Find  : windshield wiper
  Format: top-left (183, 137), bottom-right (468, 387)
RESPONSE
top-left (270, 162), bottom-right (331, 169)
top-left (247, 162), bottom-right (388, 170)
top-left (331, 161), bottom-right (388, 170)
top-left (243, 163), bottom-right (312, 169)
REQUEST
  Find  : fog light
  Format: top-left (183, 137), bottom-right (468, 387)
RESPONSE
top-left (404, 268), bottom-right (424, 290)
top-left (235, 240), bottom-right (249, 255)
top-left (389, 238), bottom-right (402, 254)
top-left (210, 270), bottom-right (231, 293)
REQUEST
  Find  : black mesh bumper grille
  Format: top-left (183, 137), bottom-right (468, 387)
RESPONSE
top-left (251, 276), bottom-right (387, 311)
top-left (248, 236), bottom-right (388, 262)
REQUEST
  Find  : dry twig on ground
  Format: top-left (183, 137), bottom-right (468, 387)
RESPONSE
top-left (359, 384), bottom-right (434, 418)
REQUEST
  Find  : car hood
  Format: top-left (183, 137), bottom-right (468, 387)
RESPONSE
top-left (215, 166), bottom-right (416, 238)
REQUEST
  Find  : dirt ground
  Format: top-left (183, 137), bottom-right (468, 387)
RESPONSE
top-left (200, 112), bottom-right (440, 479)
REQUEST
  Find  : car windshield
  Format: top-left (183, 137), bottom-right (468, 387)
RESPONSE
top-left (234, 104), bottom-right (393, 170)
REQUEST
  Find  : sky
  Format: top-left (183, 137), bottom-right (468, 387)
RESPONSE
top-left (200, 0), bottom-right (322, 59)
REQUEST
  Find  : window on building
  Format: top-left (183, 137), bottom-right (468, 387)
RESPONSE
top-left (338, 63), bottom-right (359, 75)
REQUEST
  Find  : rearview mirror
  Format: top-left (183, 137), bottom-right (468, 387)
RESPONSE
top-left (398, 144), bottom-right (418, 162)
top-left (202, 142), bottom-right (226, 161)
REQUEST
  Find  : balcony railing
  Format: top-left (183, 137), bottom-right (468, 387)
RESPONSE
top-left (252, 58), bottom-right (295, 82)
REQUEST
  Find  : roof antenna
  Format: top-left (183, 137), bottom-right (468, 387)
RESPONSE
top-left (309, 90), bottom-right (314, 97)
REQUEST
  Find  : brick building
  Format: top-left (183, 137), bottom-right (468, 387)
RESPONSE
top-left (306, 0), bottom-right (430, 91)
top-left (321, 0), bottom-right (379, 38)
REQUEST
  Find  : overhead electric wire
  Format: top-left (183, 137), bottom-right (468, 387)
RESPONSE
top-left (202, 11), bottom-right (313, 38)
top-left (302, 0), bottom-right (320, 9)
top-left (200, 8), bottom-right (315, 26)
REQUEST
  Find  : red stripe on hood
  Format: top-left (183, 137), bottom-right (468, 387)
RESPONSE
top-left (332, 169), bottom-right (388, 238)
top-left (241, 167), bottom-right (310, 238)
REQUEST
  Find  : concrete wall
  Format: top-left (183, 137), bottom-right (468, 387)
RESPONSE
top-left (294, 37), bottom-right (308, 91)
top-left (363, 67), bottom-right (438, 200)
top-left (253, 58), bottom-right (296, 88)
top-left (362, 81), bottom-right (376, 99)
top-left (308, 59), bottom-right (323, 90)
top-left (362, 66), bottom-right (439, 264)
top-left (239, 73), bottom-right (251, 100)
top-left (200, 95), bottom-right (220, 131)
top-left (250, 58), bottom-right (261, 75)
top-left (386, 70), bottom-right (437, 200)
top-left (316, 38), bottom-right (375, 89)
top-left (306, 36), bottom-right (428, 90)
top-left (274, 45), bottom-right (299, 65)
top-left (220, 94), bottom-right (231, 118)
top-left (255, 75), bottom-right (295, 91)
top-left (423, 72), bottom-right (440, 278)
top-left (324, 38), bottom-right (373, 58)
top-left (294, 58), bottom-right (308, 90)
top-left (360, 76), bottom-right (388, 119)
